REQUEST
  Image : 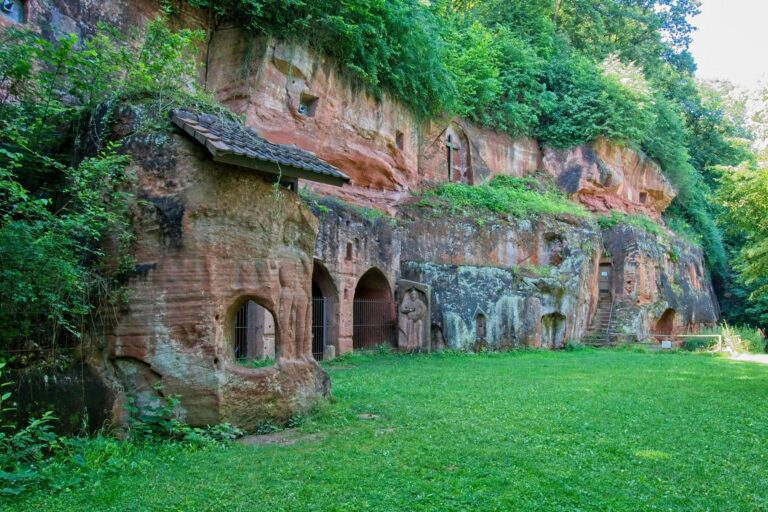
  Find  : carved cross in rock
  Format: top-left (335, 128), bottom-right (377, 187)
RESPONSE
top-left (446, 134), bottom-right (460, 182)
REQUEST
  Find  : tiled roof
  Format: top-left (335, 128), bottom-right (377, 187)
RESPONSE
top-left (171, 109), bottom-right (349, 186)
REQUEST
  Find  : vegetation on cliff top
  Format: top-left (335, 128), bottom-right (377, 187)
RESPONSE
top-left (418, 174), bottom-right (589, 221)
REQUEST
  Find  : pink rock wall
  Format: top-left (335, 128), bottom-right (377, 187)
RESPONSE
top-left (2, 0), bottom-right (207, 36)
top-left (542, 138), bottom-right (676, 219)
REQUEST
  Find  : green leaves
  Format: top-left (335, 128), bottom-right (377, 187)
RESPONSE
top-left (420, 174), bottom-right (589, 219)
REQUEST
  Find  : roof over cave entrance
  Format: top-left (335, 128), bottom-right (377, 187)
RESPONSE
top-left (171, 109), bottom-right (350, 187)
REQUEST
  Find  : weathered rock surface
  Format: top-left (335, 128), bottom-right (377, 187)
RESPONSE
top-left (309, 198), bottom-right (402, 354)
top-left (3, 1), bottom-right (723, 429)
top-left (2, 0), bottom-right (207, 37)
top-left (602, 224), bottom-right (719, 338)
top-left (399, 210), bottom-right (601, 348)
top-left (542, 138), bottom-right (676, 219)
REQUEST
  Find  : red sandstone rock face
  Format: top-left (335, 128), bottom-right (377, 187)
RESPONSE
top-left (602, 224), bottom-right (719, 337)
top-left (542, 138), bottom-right (676, 219)
top-left (3, 0), bottom-right (207, 35)
top-left (208, 34), bottom-right (419, 205)
top-left (206, 33), bottom-right (677, 227)
top-left (108, 123), bottom-right (329, 429)
top-left (207, 34), bottom-right (542, 208)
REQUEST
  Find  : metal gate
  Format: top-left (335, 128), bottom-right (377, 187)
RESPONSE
top-left (234, 301), bottom-right (249, 360)
top-left (353, 299), bottom-right (395, 350)
top-left (312, 297), bottom-right (336, 360)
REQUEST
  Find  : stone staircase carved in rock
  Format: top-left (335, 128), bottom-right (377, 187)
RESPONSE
top-left (583, 291), bottom-right (615, 346)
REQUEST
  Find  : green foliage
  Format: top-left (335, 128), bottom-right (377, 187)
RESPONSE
top-left (179, 0), bottom-right (751, 315)
top-left (187, 0), bottom-right (453, 118)
top-left (564, 339), bottom-right (587, 351)
top-left (0, 366), bottom-right (243, 498)
top-left (596, 210), bottom-right (666, 238)
top-left (692, 324), bottom-right (766, 353)
top-left (300, 187), bottom-right (391, 223)
top-left (126, 386), bottom-right (243, 443)
top-left (442, 21), bottom-right (501, 120)
top-left (420, 174), bottom-right (588, 219)
top-left (0, 16), bottom-right (220, 352)
top-left (536, 42), bottom-right (653, 147)
top-left (0, 361), bottom-right (59, 495)
top-left (718, 161), bottom-right (768, 316)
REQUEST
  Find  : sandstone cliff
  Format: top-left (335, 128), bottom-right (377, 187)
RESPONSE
top-left (105, 108), bottom-right (329, 429)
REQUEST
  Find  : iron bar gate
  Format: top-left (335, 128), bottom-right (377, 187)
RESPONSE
top-left (353, 299), bottom-right (395, 350)
top-left (312, 297), bottom-right (337, 360)
top-left (233, 301), bottom-right (248, 360)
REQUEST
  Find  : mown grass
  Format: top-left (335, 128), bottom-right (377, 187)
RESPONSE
top-left (418, 175), bottom-right (589, 220)
top-left (8, 350), bottom-right (768, 511)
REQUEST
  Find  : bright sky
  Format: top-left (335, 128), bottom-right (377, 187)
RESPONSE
top-left (690, 0), bottom-right (768, 88)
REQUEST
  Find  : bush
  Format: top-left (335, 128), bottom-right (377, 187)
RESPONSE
top-left (0, 361), bottom-right (58, 495)
top-left (564, 339), bottom-right (587, 351)
top-left (420, 174), bottom-right (588, 219)
top-left (597, 210), bottom-right (667, 239)
top-left (536, 42), bottom-right (653, 148)
top-left (126, 386), bottom-right (243, 443)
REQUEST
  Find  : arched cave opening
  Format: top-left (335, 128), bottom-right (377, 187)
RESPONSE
top-left (353, 268), bottom-right (395, 350)
top-left (231, 298), bottom-right (276, 365)
top-left (312, 261), bottom-right (338, 361)
top-left (541, 312), bottom-right (567, 349)
top-left (655, 308), bottom-right (676, 336)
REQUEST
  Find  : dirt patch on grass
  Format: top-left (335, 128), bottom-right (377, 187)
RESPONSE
top-left (238, 429), bottom-right (326, 446)
top-left (731, 353), bottom-right (768, 365)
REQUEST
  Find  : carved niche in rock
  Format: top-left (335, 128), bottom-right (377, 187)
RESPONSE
top-left (444, 124), bottom-right (473, 185)
top-left (397, 280), bottom-right (431, 351)
top-left (1, 0), bottom-right (24, 22)
top-left (543, 233), bottom-right (566, 266)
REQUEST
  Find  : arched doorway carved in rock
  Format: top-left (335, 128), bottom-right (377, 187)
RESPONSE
top-left (312, 261), bottom-right (338, 361)
top-left (445, 124), bottom-right (473, 185)
top-left (655, 308), bottom-right (676, 336)
top-left (352, 268), bottom-right (395, 350)
top-left (541, 312), bottom-right (566, 349)
top-left (230, 297), bottom-right (277, 365)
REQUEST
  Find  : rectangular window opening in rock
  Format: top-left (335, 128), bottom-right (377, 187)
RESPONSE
top-left (639, 192), bottom-right (648, 204)
top-left (298, 93), bottom-right (319, 117)
top-left (345, 242), bottom-right (353, 261)
top-left (1, 0), bottom-right (24, 22)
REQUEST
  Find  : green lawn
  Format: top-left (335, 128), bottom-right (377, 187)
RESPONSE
top-left (9, 350), bottom-right (768, 511)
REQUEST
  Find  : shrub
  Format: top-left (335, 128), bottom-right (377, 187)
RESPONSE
top-left (126, 386), bottom-right (243, 443)
top-left (564, 339), bottom-right (587, 351)
top-left (596, 210), bottom-right (667, 239)
top-left (0, 361), bottom-right (59, 495)
top-left (420, 174), bottom-right (588, 219)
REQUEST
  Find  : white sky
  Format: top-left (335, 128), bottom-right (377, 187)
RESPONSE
top-left (689, 0), bottom-right (768, 88)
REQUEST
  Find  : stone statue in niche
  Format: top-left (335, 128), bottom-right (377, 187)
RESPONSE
top-left (397, 280), bottom-right (431, 351)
